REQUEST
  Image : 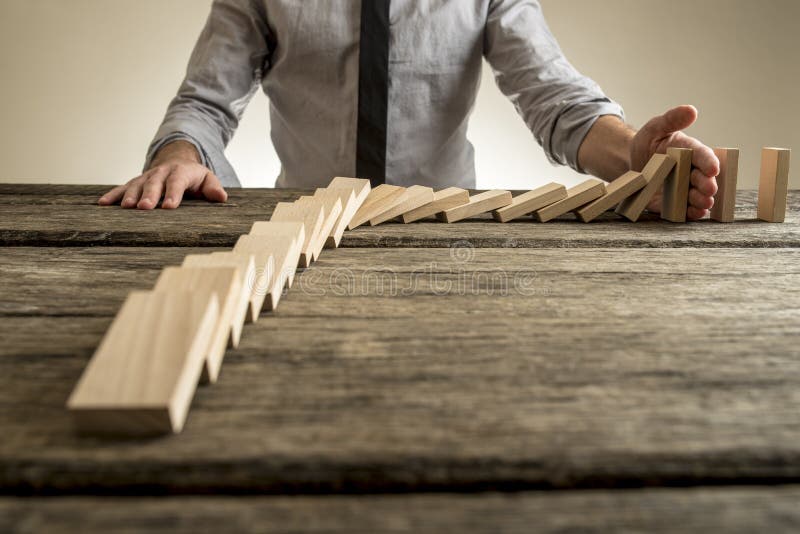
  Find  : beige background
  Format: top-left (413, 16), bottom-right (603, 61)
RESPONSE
top-left (0, 0), bottom-right (797, 189)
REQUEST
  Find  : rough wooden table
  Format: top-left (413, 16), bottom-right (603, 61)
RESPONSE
top-left (1, 184), bottom-right (799, 533)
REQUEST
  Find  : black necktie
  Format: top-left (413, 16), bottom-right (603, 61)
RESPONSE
top-left (356, 0), bottom-right (391, 187)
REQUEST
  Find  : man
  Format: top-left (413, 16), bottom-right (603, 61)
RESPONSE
top-left (100, 0), bottom-right (718, 220)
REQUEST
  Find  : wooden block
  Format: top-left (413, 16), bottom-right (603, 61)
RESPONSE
top-left (758, 147), bottom-right (791, 223)
top-left (248, 220), bottom-right (305, 287)
top-left (182, 252), bottom-right (256, 347)
top-left (615, 154), bottom-right (677, 222)
top-left (575, 171), bottom-right (646, 223)
top-left (661, 147), bottom-right (693, 222)
top-left (67, 290), bottom-right (219, 436)
top-left (329, 176), bottom-right (371, 205)
top-left (348, 184), bottom-right (407, 229)
top-left (438, 190), bottom-right (513, 223)
top-left (270, 201), bottom-right (324, 267)
top-left (401, 187), bottom-right (470, 223)
top-left (711, 148), bottom-right (740, 223)
top-left (315, 187), bottom-right (358, 248)
top-left (492, 183), bottom-right (567, 223)
top-left (297, 194), bottom-right (341, 260)
top-left (233, 235), bottom-right (280, 315)
top-left (237, 223), bottom-right (305, 314)
top-left (533, 179), bottom-right (606, 223)
top-left (154, 266), bottom-right (241, 384)
top-left (370, 185), bottom-right (434, 225)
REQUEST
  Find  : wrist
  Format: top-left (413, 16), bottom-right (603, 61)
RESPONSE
top-left (578, 115), bottom-right (636, 180)
top-left (150, 140), bottom-right (201, 169)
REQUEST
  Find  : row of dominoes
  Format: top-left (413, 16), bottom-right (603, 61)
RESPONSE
top-left (348, 147), bottom-right (790, 226)
top-left (67, 177), bottom-right (373, 436)
top-left (67, 148), bottom-right (791, 436)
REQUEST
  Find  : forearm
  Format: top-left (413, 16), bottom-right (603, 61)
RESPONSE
top-left (577, 115), bottom-right (637, 181)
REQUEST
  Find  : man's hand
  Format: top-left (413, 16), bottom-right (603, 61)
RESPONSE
top-left (631, 105), bottom-right (720, 220)
top-left (98, 140), bottom-right (228, 210)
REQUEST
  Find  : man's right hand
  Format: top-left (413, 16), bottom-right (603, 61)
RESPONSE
top-left (98, 140), bottom-right (228, 210)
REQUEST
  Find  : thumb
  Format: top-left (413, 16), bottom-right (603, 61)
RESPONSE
top-left (200, 172), bottom-right (228, 203)
top-left (642, 105), bottom-right (698, 139)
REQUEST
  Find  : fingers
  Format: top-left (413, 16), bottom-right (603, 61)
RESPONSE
top-left (137, 167), bottom-right (171, 210)
top-left (162, 169), bottom-right (191, 209)
top-left (98, 184), bottom-right (127, 206)
top-left (104, 161), bottom-right (220, 210)
top-left (686, 206), bottom-right (709, 221)
top-left (121, 176), bottom-right (147, 209)
top-left (682, 139), bottom-right (720, 179)
top-left (641, 105), bottom-right (698, 140)
top-left (199, 171), bottom-right (228, 203)
top-left (691, 168), bottom-right (718, 197)
top-left (686, 171), bottom-right (716, 221)
top-left (689, 187), bottom-right (714, 212)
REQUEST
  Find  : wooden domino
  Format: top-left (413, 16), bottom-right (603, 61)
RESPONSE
top-left (758, 147), bottom-right (791, 223)
top-left (575, 171), bottom-right (646, 223)
top-left (155, 266), bottom-right (242, 384)
top-left (315, 187), bottom-right (358, 248)
top-left (67, 290), bottom-right (219, 436)
top-left (329, 176), bottom-right (371, 206)
top-left (534, 179), bottom-right (606, 223)
top-left (271, 201), bottom-right (324, 267)
top-left (711, 148), bottom-right (739, 223)
top-left (349, 184), bottom-right (407, 229)
top-left (493, 183), bottom-right (567, 223)
top-left (238, 223), bottom-right (304, 313)
top-left (319, 177), bottom-right (371, 247)
top-left (661, 147), bottom-right (693, 223)
top-left (401, 187), bottom-right (469, 223)
top-left (182, 252), bottom-right (256, 347)
top-left (438, 190), bottom-right (512, 223)
top-left (297, 194), bottom-right (342, 260)
top-left (370, 185), bottom-right (434, 225)
top-left (249, 221), bottom-right (305, 288)
top-left (615, 154), bottom-right (677, 222)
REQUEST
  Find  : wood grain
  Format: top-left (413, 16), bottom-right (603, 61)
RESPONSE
top-left (2, 247), bottom-right (800, 492)
top-left (3, 487), bottom-right (800, 533)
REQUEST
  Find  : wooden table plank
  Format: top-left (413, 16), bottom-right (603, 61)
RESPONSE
top-left (2, 246), bottom-right (800, 317)
top-left (2, 247), bottom-right (799, 493)
top-left (0, 188), bottom-right (798, 248)
top-left (3, 487), bottom-right (800, 533)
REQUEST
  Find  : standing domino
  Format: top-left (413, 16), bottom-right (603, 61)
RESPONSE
top-left (758, 148), bottom-right (791, 223)
top-left (711, 148), bottom-right (739, 223)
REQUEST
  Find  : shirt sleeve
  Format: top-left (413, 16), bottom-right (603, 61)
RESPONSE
top-left (484, 0), bottom-right (625, 173)
top-left (144, 0), bottom-right (272, 187)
